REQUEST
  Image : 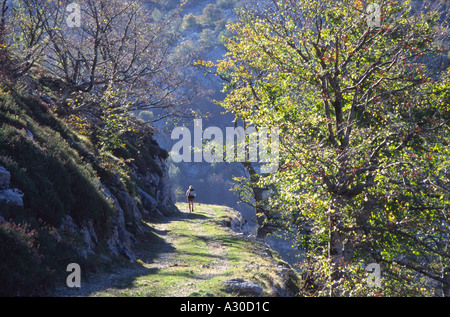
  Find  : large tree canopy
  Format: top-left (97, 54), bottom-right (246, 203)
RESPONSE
top-left (213, 0), bottom-right (450, 296)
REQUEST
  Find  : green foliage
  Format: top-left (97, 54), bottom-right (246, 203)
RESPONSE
top-left (181, 13), bottom-right (200, 31)
top-left (97, 89), bottom-right (132, 153)
top-left (0, 80), bottom-right (117, 294)
top-left (0, 89), bottom-right (115, 227)
top-left (198, 4), bottom-right (223, 28)
top-left (213, 0), bottom-right (450, 296)
top-left (0, 220), bottom-right (51, 296)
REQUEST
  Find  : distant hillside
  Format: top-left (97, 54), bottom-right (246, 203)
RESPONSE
top-left (149, 0), bottom-right (251, 212)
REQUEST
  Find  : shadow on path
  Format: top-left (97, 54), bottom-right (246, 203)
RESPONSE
top-left (53, 205), bottom-right (217, 296)
top-left (53, 213), bottom-right (183, 296)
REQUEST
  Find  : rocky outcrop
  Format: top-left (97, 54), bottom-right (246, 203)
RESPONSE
top-left (98, 182), bottom-right (137, 262)
top-left (220, 209), bottom-right (250, 236)
top-left (60, 215), bottom-right (99, 260)
top-left (0, 166), bottom-right (9, 189)
top-left (92, 154), bottom-right (179, 262)
top-left (0, 165), bottom-right (24, 208)
top-left (105, 175), bottom-right (148, 236)
top-left (224, 278), bottom-right (263, 296)
top-left (56, 147), bottom-right (180, 263)
top-left (133, 156), bottom-right (178, 218)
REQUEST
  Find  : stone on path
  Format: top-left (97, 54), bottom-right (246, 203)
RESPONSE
top-left (223, 278), bottom-right (263, 296)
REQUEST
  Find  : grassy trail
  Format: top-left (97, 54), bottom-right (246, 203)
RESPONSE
top-left (57, 203), bottom-right (299, 297)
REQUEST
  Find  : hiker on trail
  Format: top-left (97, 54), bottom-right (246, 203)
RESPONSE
top-left (186, 185), bottom-right (196, 213)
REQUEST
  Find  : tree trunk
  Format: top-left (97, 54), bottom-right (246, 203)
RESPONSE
top-left (328, 196), bottom-right (345, 296)
top-left (442, 242), bottom-right (450, 297)
top-left (442, 267), bottom-right (450, 297)
top-left (254, 186), bottom-right (270, 239)
top-left (242, 161), bottom-right (271, 239)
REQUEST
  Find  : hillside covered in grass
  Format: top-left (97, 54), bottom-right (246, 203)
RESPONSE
top-left (0, 69), bottom-right (180, 296)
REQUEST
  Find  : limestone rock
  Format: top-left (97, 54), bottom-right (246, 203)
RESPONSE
top-left (0, 166), bottom-right (10, 189)
top-left (60, 215), bottom-right (78, 234)
top-left (60, 215), bottom-right (98, 258)
top-left (114, 187), bottom-right (147, 235)
top-left (221, 210), bottom-right (250, 235)
top-left (137, 186), bottom-right (158, 211)
top-left (229, 211), bottom-right (250, 235)
top-left (0, 166), bottom-right (24, 207)
top-left (135, 156), bottom-right (178, 218)
top-left (0, 188), bottom-right (24, 207)
top-left (107, 207), bottom-right (136, 262)
top-left (99, 183), bottom-right (136, 262)
top-left (54, 145), bottom-right (177, 263)
top-left (223, 278), bottom-right (263, 296)
top-left (80, 219), bottom-right (98, 254)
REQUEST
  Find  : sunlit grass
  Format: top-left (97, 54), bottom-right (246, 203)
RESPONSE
top-left (89, 203), bottom-right (299, 297)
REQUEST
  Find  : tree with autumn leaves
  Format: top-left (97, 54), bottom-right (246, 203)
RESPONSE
top-left (211, 0), bottom-right (450, 296)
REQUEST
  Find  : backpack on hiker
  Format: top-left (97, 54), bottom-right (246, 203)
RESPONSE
top-left (188, 189), bottom-right (196, 199)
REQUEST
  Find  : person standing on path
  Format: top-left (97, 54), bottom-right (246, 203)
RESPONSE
top-left (186, 185), bottom-right (196, 213)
